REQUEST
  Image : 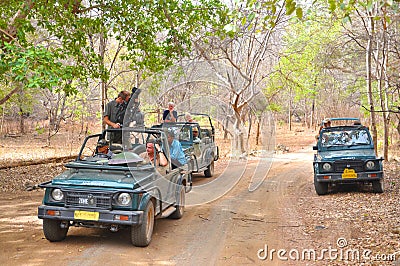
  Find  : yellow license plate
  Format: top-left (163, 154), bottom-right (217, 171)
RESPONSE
top-left (342, 168), bottom-right (357, 179)
top-left (74, 210), bottom-right (99, 221)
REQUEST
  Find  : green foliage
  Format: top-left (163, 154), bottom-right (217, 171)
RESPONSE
top-left (35, 124), bottom-right (45, 135)
top-left (325, 0), bottom-right (400, 24)
top-left (0, 43), bottom-right (77, 95)
top-left (286, 0), bottom-right (297, 16)
top-left (147, 74), bottom-right (164, 97)
top-left (225, 0), bottom-right (293, 34)
top-left (0, 0), bottom-right (228, 103)
top-left (266, 102), bottom-right (282, 112)
top-left (265, 11), bottom-right (345, 113)
top-left (141, 103), bottom-right (160, 125)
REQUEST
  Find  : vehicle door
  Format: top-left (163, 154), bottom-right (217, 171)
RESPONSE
top-left (190, 126), bottom-right (201, 169)
top-left (199, 128), bottom-right (212, 168)
top-left (156, 133), bottom-right (181, 208)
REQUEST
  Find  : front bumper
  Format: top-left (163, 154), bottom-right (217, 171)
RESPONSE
top-left (315, 171), bottom-right (383, 183)
top-left (38, 205), bottom-right (143, 226)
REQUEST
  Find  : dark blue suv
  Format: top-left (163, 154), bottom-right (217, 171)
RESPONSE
top-left (313, 118), bottom-right (384, 195)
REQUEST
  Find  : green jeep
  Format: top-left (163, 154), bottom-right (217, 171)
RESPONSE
top-left (161, 113), bottom-right (219, 177)
top-left (38, 127), bottom-right (191, 247)
top-left (313, 118), bottom-right (384, 195)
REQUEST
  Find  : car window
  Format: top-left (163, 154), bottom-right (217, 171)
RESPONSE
top-left (321, 129), bottom-right (371, 147)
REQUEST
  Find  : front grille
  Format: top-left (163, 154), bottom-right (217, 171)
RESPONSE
top-left (65, 191), bottom-right (113, 209)
top-left (334, 160), bottom-right (364, 172)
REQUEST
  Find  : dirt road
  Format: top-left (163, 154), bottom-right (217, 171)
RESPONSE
top-left (0, 146), bottom-right (315, 266)
top-left (1, 140), bottom-right (399, 266)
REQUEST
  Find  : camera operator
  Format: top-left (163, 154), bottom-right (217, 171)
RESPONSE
top-left (103, 90), bottom-right (130, 143)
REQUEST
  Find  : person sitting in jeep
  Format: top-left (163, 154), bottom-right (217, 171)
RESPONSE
top-left (318, 118), bottom-right (331, 133)
top-left (140, 142), bottom-right (168, 174)
top-left (95, 139), bottom-right (114, 159)
top-left (167, 129), bottom-right (186, 168)
top-left (192, 127), bottom-right (200, 141)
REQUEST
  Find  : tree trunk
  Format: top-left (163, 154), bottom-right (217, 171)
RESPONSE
top-left (224, 116), bottom-right (229, 140)
top-left (311, 97), bottom-right (315, 130)
top-left (380, 8), bottom-right (390, 161)
top-left (0, 107), bottom-right (4, 134)
top-left (99, 32), bottom-right (107, 130)
top-left (232, 110), bottom-right (245, 157)
top-left (256, 120), bottom-right (260, 145)
top-left (54, 94), bottom-right (66, 132)
top-left (288, 87), bottom-right (292, 131)
top-left (247, 112), bottom-right (252, 140)
top-left (396, 114), bottom-right (400, 137)
top-left (366, 12), bottom-right (378, 155)
top-left (19, 107), bottom-right (25, 134)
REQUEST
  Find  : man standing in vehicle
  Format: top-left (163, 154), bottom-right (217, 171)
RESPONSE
top-left (163, 102), bottom-right (178, 123)
top-left (103, 90), bottom-right (130, 143)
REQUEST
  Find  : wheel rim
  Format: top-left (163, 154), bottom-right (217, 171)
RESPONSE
top-left (146, 204), bottom-right (154, 240)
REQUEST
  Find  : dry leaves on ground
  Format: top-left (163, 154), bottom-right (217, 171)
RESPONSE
top-left (294, 162), bottom-right (400, 265)
top-left (0, 163), bottom-right (66, 192)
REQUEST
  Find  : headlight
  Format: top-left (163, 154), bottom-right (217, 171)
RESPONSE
top-left (322, 163), bottom-right (332, 171)
top-left (365, 161), bottom-right (375, 170)
top-left (117, 193), bottom-right (132, 206)
top-left (51, 188), bottom-right (64, 201)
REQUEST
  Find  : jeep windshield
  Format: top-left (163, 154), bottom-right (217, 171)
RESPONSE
top-left (320, 128), bottom-right (371, 148)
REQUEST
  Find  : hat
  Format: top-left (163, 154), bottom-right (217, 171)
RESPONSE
top-left (97, 139), bottom-right (108, 147)
top-left (192, 127), bottom-right (198, 132)
top-left (323, 118), bottom-right (331, 124)
top-left (167, 128), bottom-right (175, 137)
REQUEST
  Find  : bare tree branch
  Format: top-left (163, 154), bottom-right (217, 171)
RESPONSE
top-left (0, 86), bottom-right (21, 105)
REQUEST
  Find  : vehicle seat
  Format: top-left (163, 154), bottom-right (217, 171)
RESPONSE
top-left (132, 144), bottom-right (146, 154)
top-left (201, 129), bottom-right (210, 138)
top-left (110, 144), bottom-right (123, 154)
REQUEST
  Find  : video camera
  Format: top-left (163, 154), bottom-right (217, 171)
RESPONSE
top-left (116, 86), bottom-right (144, 126)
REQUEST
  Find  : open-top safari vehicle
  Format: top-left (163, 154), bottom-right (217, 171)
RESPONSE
top-left (153, 113), bottom-right (219, 177)
top-left (38, 127), bottom-right (191, 247)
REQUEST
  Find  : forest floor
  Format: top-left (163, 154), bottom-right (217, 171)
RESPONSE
top-left (0, 123), bottom-right (399, 265)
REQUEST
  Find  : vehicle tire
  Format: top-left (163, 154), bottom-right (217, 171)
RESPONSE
top-left (169, 185), bottom-right (185, 219)
top-left (372, 179), bottom-right (384, 193)
top-left (43, 219), bottom-right (69, 242)
top-left (131, 200), bottom-right (155, 247)
top-left (314, 180), bottom-right (328, 195)
top-left (204, 160), bottom-right (214, 177)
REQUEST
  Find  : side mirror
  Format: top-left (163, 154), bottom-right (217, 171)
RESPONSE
top-left (313, 145), bottom-right (318, 150)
